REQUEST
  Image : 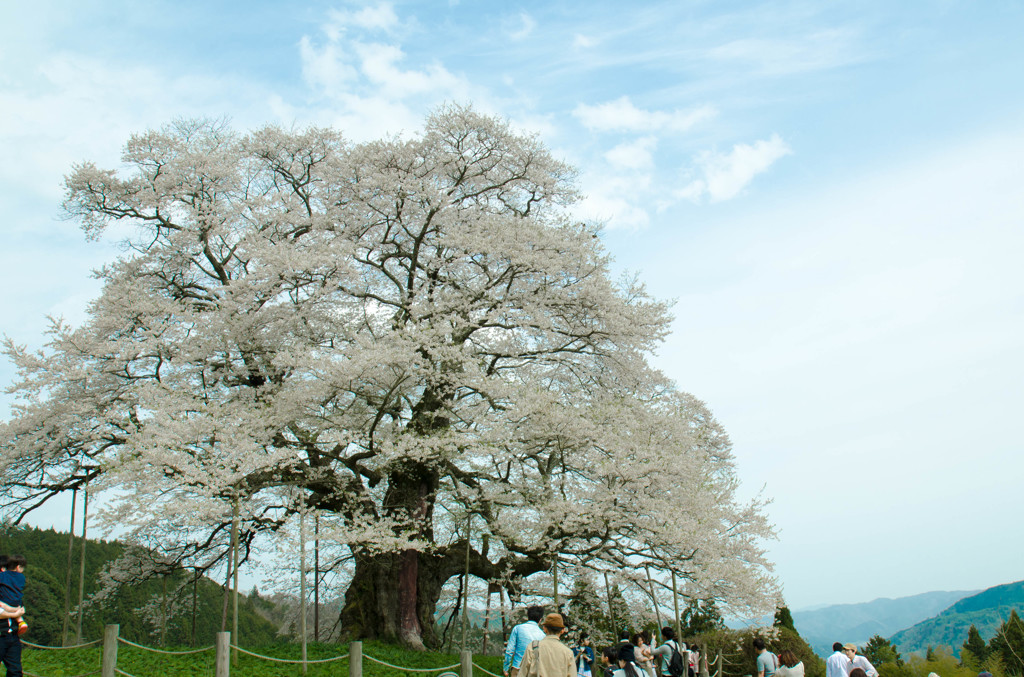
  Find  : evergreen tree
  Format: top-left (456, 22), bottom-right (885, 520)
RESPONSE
top-left (962, 624), bottom-right (989, 665)
top-left (568, 577), bottom-right (608, 643)
top-left (773, 606), bottom-right (797, 634)
top-left (863, 635), bottom-right (903, 667)
top-left (608, 584), bottom-right (634, 636)
top-left (682, 598), bottom-right (725, 636)
top-left (988, 609), bottom-right (1024, 676)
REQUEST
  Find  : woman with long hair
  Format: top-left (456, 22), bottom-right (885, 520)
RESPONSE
top-left (775, 650), bottom-right (805, 677)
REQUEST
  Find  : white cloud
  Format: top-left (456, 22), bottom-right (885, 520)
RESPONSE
top-left (678, 134), bottom-right (791, 202)
top-left (573, 96), bottom-right (716, 133)
top-left (294, 12), bottom-right (475, 139)
top-left (508, 13), bottom-right (537, 41)
top-left (705, 28), bottom-right (868, 76)
top-left (324, 3), bottom-right (399, 39)
top-left (573, 34), bottom-right (596, 48)
top-left (299, 36), bottom-right (358, 91)
top-left (354, 42), bottom-right (465, 98)
top-left (573, 172), bottom-right (653, 230)
top-left (604, 136), bottom-right (657, 170)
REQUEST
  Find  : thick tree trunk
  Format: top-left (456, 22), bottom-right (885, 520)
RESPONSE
top-left (339, 548), bottom-right (451, 649)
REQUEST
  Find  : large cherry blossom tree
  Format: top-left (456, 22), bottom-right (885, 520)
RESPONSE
top-left (0, 106), bottom-right (777, 649)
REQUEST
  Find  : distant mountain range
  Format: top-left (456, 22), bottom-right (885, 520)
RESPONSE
top-left (790, 590), bottom-right (978, 656)
top-left (890, 579), bottom-right (1024, 657)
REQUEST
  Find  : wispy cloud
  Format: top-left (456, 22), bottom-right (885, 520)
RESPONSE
top-left (604, 136), bottom-right (657, 170)
top-left (574, 96), bottom-right (716, 133)
top-left (704, 28), bottom-right (868, 75)
top-left (324, 3), bottom-right (399, 39)
top-left (573, 34), bottom-right (597, 48)
top-left (295, 7), bottom-right (475, 138)
top-left (508, 12), bottom-right (537, 41)
top-left (678, 134), bottom-right (792, 202)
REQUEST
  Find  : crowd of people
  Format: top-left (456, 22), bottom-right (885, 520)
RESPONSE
top-left (501, 605), bottom-right (883, 677)
top-left (502, 606), bottom-right (701, 677)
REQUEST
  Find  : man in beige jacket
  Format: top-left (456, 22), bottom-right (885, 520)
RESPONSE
top-left (517, 613), bottom-right (578, 677)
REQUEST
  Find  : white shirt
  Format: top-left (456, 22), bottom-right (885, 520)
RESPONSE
top-left (847, 656), bottom-right (878, 677)
top-left (825, 651), bottom-right (848, 677)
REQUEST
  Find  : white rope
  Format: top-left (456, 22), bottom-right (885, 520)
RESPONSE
top-left (25, 671), bottom-right (102, 677)
top-left (22, 638), bottom-right (103, 650)
top-left (363, 654), bottom-right (461, 672)
top-left (114, 669), bottom-right (138, 677)
top-left (117, 637), bottom-right (215, 655)
top-left (473, 662), bottom-right (503, 677)
top-left (229, 644), bottom-right (350, 664)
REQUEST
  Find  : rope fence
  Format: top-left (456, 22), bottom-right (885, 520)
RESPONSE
top-left (22, 639), bottom-right (103, 650)
top-left (28, 626), bottom-right (693, 677)
top-left (230, 644), bottom-right (350, 664)
top-left (364, 653), bottom-right (460, 671)
top-left (472, 662), bottom-right (503, 677)
top-left (117, 636), bottom-right (214, 655)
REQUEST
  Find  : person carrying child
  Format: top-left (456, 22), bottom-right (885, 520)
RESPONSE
top-left (0, 554), bottom-right (28, 677)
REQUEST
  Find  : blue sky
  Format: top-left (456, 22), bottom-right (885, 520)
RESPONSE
top-left (2, 0), bottom-right (1023, 612)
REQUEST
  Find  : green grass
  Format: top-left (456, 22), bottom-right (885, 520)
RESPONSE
top-left (24, 638), bottom-right (505, 677)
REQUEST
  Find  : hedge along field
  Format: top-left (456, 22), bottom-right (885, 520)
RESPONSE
top-left (24, 639), bottom-right (505, 677)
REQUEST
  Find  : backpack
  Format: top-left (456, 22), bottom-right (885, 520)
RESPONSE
top-left (667, 641), bottom-right (686, 677)
top-left (523, 640), bottom-right (542, 677)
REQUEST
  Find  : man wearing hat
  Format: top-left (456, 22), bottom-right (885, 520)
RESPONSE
top-left (516, 613), bottom-right (578, 677)
top-left (842, 644), bottom-right (878, 677)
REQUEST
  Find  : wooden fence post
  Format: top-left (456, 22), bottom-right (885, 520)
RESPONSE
top-left (216, 631), bottom-right (231, 677)
top-left (350, 640), bottom-right (363, 677)
top-left (101, 624), bottom-right (118, 677)
top-left (461, 649), bottom-right (473, 677)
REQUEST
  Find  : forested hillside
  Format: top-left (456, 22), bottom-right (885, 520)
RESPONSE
top-left (890, 580), bottom-right (1024, 657)
top-left (789, 590), bottom-right (976, 656)
top-left (0, 526), bottom-right (280, 647)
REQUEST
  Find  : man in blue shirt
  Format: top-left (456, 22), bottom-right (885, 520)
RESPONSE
top-left (504, 606), bottom-right (546, 677)
top-left (754, 637), bottom-right (777, 677)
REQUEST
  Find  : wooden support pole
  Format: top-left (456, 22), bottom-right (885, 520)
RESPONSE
top-left (552, 557), bottom-right (559, 609)
top-left (76, 487), bottom-right (89, 642)
top-left (215, 631), bottom-right (231, 677)
top-left (461, 513), bottom-right (471, 651)
top-left (231, 496), bottom-right (239, 664)
top-left (314, 513), bottom-right (320, 643)
top-left (670, 571), bottom-right (681, 639)
top-left (645, 565), bottom-right (663, 634)
top-left (604, 571), bottom-right (615, 636)
top-left (61, 489), bottom-right (77, 646)
top-left (482, 584), bottom-right (493, 655)
top-left (300, 509), bottom-right (308, 674)
top-left (461, 649), bottom-right (473, 677)
top-left (101, 624), bottom-right (119, 677)
top-left (349, 640), bottom-right (363, 677)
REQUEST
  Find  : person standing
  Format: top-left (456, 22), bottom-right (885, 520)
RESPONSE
top-left (505, 606), bottom-right (548, 677)
top-left (573, 633), bottom-right (595, 677)
top-left (754, 638), bottom-right (777, 677)
top-left (842, 644), bottom-right (878, 677)
top-left (0, 555), bottom-right (28, 677)
top-left (516, 613), bottom-right (577, 677)
top-left (775, 650), bottom-right (805, 677)
top-left (650, 627), bottom-right (686, 677)
top-left (633, 632), bottom-right (656, 677)
top-left (825, 643), bottom-right (849, 677)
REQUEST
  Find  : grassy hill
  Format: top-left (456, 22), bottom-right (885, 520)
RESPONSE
top-left (890, 580), bottom-right (1024, 657)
